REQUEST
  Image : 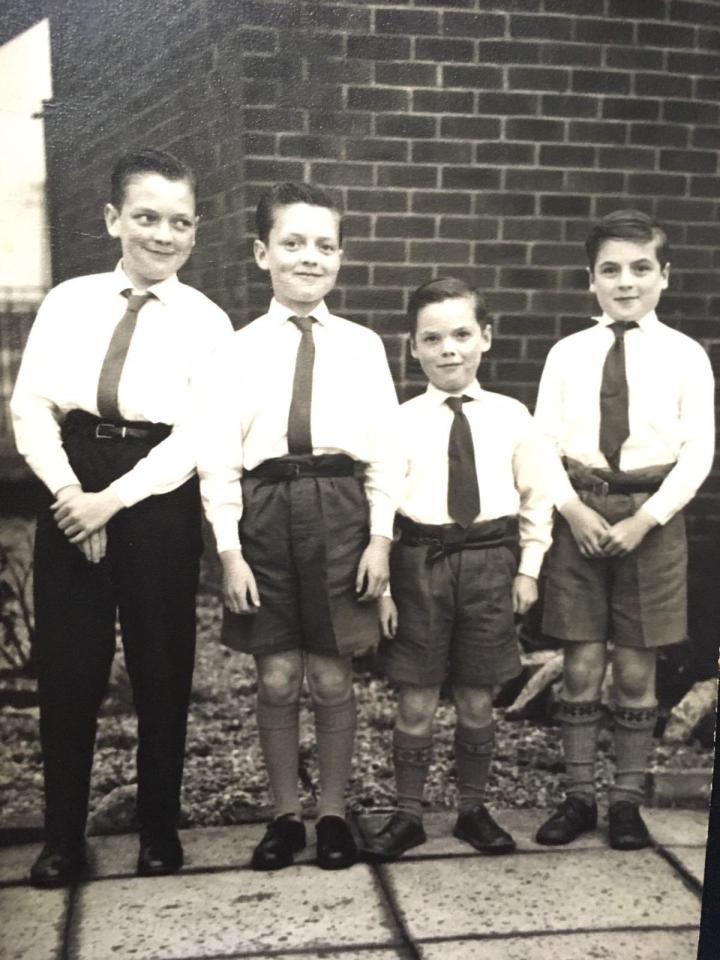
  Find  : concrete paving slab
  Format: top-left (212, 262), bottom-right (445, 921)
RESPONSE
top-left (644, 807), bottom-right (710, 847)
top-left (417, 928), bottom-right (700, 960)
top-left (0, 885), bottom-right (67, 960)
top-left (358, 808), bottom-right (607, 857)
top-left (0, 841), bottom-right (41, 885)
top-left (71, 864), bottom-right (398, 959)
top-left (665, 845), bottom-right (707, 886)
top-left (385, 848), bottom-right (701, 941)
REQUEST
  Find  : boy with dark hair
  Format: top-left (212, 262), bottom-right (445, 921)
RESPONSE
top-left (12, 149), bottom-right (231, 886)
top-left (197, 181), bottom-right (399, 871)
top-left (534, 210), bottom-right (715, 849)
top-left (362, 277), bottom-right (553, 862)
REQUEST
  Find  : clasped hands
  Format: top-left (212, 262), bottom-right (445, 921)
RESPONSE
top-left (51, 484), bottom-right (124, 564)
top-left (561, 497), bottom-right (657, 558)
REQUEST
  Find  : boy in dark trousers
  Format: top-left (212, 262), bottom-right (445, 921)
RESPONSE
top-left (11, 149), bottom-right (231, 885)
top-left (362, 277), bottom-right (553, 861)
top-left (197, 182), bottom-right (399, 870)
top-left (534, 210), bottom-right (715, 849)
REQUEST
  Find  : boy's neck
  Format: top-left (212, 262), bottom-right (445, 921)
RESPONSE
top-left (274, 294), bottom-right (323, 317)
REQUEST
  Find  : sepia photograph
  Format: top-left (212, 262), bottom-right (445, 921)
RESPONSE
top-left (0, 1), bottom-right (718, 958)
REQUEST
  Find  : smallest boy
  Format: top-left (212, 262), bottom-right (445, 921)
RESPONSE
top-left (534, 210), bottom-right (715, 849)
top-left (362, 278), bottom-right (554, 862)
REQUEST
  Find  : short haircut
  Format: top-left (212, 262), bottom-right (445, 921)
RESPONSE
top-left (408, 276), bottom-right (490, 338)
top-left (585, 209), bottom-right (670, 270)
top-left (110, 149), bottom-right (197, 209)
top-left (255, 181), bottom-right (343, 246)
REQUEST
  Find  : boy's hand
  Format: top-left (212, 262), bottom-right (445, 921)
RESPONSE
top-left (379, 595), bottom-right (398, 639)
top-left (52, 486), bottom-right (124, 542)
top-left (356, 534), bottom-right (391, 601)
top-left (79, 528), bottom-right (108, 564)
top-left (560, 497), bottom-right (611, 558)
top-left (512, 573), bottom-right (538, 615)
top-left (601, 509), bottom-right (657, 557)
top-left (220, 549), bottom-right (261, 614)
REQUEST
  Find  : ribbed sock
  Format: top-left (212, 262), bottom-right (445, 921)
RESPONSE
top-left (454, 722), bottom-right (494, 814)
top-left (313, 694), bottom-right (357, 819)
top-left (610, 703), bottom-right (657, 805)
top-left (393, 728), bottom-right (432, 822)
top-left (256, 696), bottom-right (300, 817)
top-left (558, 698), bottom-right (602, 803)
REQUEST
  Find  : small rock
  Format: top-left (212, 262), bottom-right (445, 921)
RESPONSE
top-left (87, 784), bottom-right (137, 835)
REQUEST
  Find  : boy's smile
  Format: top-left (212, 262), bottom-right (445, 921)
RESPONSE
top-left (104, 173), bottom-right (197, 291)
top-left (589, 238), bottom-right (669, 324)
top-left (254, 202), bottom-right (342, 316)
top-left (411, 296), bottom-right (491, 394)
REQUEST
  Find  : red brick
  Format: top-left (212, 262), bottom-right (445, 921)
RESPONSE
top-left (540, 144), bottom-right (596, 167)
top-left (444, 12), bottom-right (505, 37)
top-left (510, 14), bottom-right (572, 40)
top-left (542, 94), bottom-right (599, 118)
top-left (345, 288), bottom-right (405, 311)
top-left (573, 70), bottom-right (631, 95)
top-left (415, 38), bottom-right (475, 63)
top-left (440, 116), bottom-right (502, 139)
top-left (670, 0), bottom-right (720, 26)
top-left (476, 142), bottom-right (535, 165)
top-left (374, 266), bottom-right (436, 287)
top-left (636, 73), bottom-right (693, 99)
top-left (376, 114), bottom-right (437, 139)
top-left (568, 120), bottom-right (626, 144)
top-left (310, 162), bottom-right (374, 187)
top-left (475, 193), bottom-right (536, 216)
top-left (347, 190), bottom-right (408, 213)
top-left (606, 47), bottom-right (664, 70)
top-left (691, 177), bottom-right (720, 198)
top-left (375, 8), bottom-right (441, 35)
top-left (245, 158), bottom-right (304, 182)
top-left (505, 169), bottom-right (564, 191)
top-left (442, 167), bottom-right (502, 190)
top-left (696, 77), bottom-right (720, 100)
top-left (376, 216), bottom-right (435, 239)
top-left (410, 240), bottom-right (471, 264)
top-left (477, 40), bottom-right (541, 65)
top-left (476, 92), bottom-right (540, 115)
top-left (348, 87), bottom-right (409, 112)
top-left (530, 244), bottom-right (581, 266)
top-left (412, 90), bottom-right (474, 114)
top-left (443, 65), bottom-right (503, 89)
top-left (506, 118), bottom-right (565, 141)
top-left (308, 112), bottom-right (372, 137)
top-left (500, 267), bottom-right (558, 288)
top-left (540, 195), bottom-right (592, 217)
top-left (412, 141), bottom-right (473, 164)
top-left (346, 139), bottom-right (409, 162)
top-left (344, 239), bottom-right (406, 263)
top-left (309, 59), bottom-right (373, 85)
top-left (375, 62), bottom-right (438, 88)
top-left (607, 0), bottom-right (667, 16)
top-left (347, 36), bottom-right (411, 60)
top-left (474, 243), bottom-right (527, 266)
top-left (378, 166), bottom-right (438, 188)
top-left (631, 123), bottom-right (689, 148)
top-left (503, 219), bottom-right (563, 241)
top-left (664, 99), bottom-right (719, 124)
top-left (603, 98), bottom-right (660, 121)
top-left (439, 217), bottom-right (499, 241)
top-left (343, 215), bottom-right (372, 238)
top-left (574, 18), bottom-right (635, 45)
top-left (661, 149), bottom-right (717, 174)
top-left (411, 191), bottom-right (473, 215)
top-left (508, 67), bottom-right (570, 92)
top-left (542, 42), bottom-right (603, 67)
top-left (278, 135), bottom-right (339, 159)
top-left (566, 171), bottom-right (626, 193)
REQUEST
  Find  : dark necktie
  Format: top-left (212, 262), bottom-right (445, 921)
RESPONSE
top-left (446, 395), bottom-right (480, 528)
top-left (287, 315), bottom-right (316, 454)
top-left (599, 321), bottom-right (638, 471)
top-left (96, 290), bottom-right (152, 420)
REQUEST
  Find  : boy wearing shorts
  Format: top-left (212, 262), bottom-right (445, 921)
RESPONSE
top-left (362, 277), bottom-right (553, 861)
top-left (197, 182), bottom-right (398, 870)
top-left (534, 210), bottom-right (715, 849)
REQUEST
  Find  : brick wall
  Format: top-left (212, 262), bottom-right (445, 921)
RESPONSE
top-left (44, 0), bottom-right (720, 551)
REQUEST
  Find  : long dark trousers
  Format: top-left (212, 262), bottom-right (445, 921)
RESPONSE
top-left (32, 417), bottom-right (201, 843)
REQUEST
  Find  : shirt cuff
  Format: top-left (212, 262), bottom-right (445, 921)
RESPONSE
top-left (518, 543), bottom-right (546, 580)
top-left (369, 502), bottom-right (396, 541)
top-left (213, 520), bottom-right (242, 555)
top-left (109, 474), bottom-right (148, 509)
top-left (636, 495), bottom-right (671, 527)
top-left (48, 465), bottom-right (82, 497)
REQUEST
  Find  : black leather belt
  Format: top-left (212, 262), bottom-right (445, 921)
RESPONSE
top-left (563, 458), bottom-right (673, 496)
top-left (245, 454), bottom-right (364, 482)
top-left (396, 514), bottom-right (519, 564)
top-left (62, 410), bottom-right (172, 443)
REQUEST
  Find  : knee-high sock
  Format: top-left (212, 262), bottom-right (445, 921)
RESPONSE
top-left (455, 722), bottom-right (494, 813)
top-left (611, 703), bottom-right (657, 805)
top-left (559, 699), bottom-right (602, 802)
top-left (257, 696), bottom-right (300, 817)
top-left (313, 694), bottom-right (357, 819)
top-left (394, 728), bottom-right (432, 822)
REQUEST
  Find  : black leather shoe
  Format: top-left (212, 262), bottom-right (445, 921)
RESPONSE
top-left (362, 811), bottom-right (427, 863)
top-left (316, 815), bottom-right (357, 870)
top-left (251, 814), bottom-right (306, 871)
top-left (535, 795), bottom-right (598, 846)
top-left (30, 840), bottom-right (87, 888)
top-left (454, 805), bottom-right (516, 855)
top-left (608, 801), bottom-right (651, 850)
top-left (137, 828), bottom-right (184, 877)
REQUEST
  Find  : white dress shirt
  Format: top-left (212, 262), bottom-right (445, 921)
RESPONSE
top-left (534, 311), bottom-right (715, 525)
top-left (397, 380), bottom-right (554, 579)
top-left (197, 298), bottom-right (400, 553)
top-left (11, 265), bottom-right (232, 506)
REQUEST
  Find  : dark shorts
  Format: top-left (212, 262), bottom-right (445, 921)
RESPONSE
top-left (542, 491), bottom-right (687, 648)
top-left (379, 519), bottom-right (522, 690)
top-left (221, 460), bottom-right (376, 658)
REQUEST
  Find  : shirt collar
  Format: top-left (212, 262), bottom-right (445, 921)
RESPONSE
top-left (267, 297), bottom-right (331, 327)
top-left (112, 262), bottom-right (180, 306)
top-left (595, 310), bottom-right (658, 333)
top-left (426, 379), bottom-right (483, 405)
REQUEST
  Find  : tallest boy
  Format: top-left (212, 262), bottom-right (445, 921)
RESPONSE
top-left (12, 150), bottom-right (231, 885)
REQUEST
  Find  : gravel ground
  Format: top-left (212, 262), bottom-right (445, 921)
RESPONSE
top-left (0, 517), bottom-right (713, 830)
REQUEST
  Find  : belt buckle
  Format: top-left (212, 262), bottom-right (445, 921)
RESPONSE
top-left (95, 422), bottom-right (126, 440)
top-left (595, 480), bottom-right (609, 496)
top-left (288, 462), bottom-right (301, 479)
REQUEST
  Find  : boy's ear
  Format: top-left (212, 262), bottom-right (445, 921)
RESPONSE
top-left (661, 262), bottom-right (670, 289)
top-left (480, 324), bottom-right (492, 351)
top-left (253, 238), bottom-right (269, 271)
top-left (409, 333), bottom-right (418, 360)
top-left (104, 203), bottom-right (121, 239)
top-left (587, 266), bottom-right (595, 293)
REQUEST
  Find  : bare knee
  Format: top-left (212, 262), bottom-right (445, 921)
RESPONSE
top-left (453, 686), bottom-right (493, 729)
top-left (397, 686), bottom-right (440, 737)
top-left (306, 655), bottom-right (352, 706)
top-left (256, 653), bottom-right (303, 705)
top-left (563, 644), bottom-right (606, 700)
top-left (613, 649), bottom-right (656, 705)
